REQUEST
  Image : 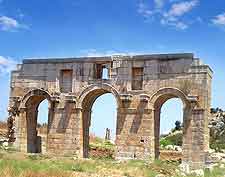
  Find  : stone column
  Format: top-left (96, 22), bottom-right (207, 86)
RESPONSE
top-left (25, 105), bottom-right (39, 153)
top-left (15, 107), bottom-right (27, 152)
top-left (182, 107), bottom-right (207, 172)
top-left (153, 108), bottom-right (160, 159)
top-left (190, 108), bottom-right (206, 169)
top-left (115, 93), bottom-right (153, 160)
top-left (81, 109), bottom-right (91, 158)
top-left (47, 98), bottom-right (78, 155)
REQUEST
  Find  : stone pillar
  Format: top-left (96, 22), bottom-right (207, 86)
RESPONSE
top-left (154, 108), bottom-right (160, 159)
top-left (27, 106), bottom-right (39, 153)
top-left (190, 109), bottom-right (206, 169)
top-left (74, 108), bottom-right (83, 158)
top-left (47, 99), bottom-right (79, 155)
top-left (182, 107), bottom-right (207, 172)
top-left (115, 107), bottom-right (135, 159)
top-left (15, 107), bottom-right (27, 152)
top-left (115, 106), bottom-right (153, 160)
top-left (81, 109), bottom-right (91, 158)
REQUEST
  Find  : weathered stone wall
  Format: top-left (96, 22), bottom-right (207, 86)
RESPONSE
top-left (8, 53), bottom-right (212, 170)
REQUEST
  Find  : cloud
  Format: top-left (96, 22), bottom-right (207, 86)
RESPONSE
top-left (0, 16), bottom-right (28, 31)
top-left (0, 56), bottom-right (17, 75)
top-left (161, 0), bottom-right (198, 30)
top-left (212, 12), bottom-right (225, 26)
top-left (166, 0), bottom-right (198, 17)
top-left (137, 1), bottom-right (153, 18)
top-left (137, 0), bottom-right (199, 30)
top-left (161, 18), bottom-right (188, 29)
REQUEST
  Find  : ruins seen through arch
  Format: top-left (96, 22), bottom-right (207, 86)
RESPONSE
top-left (8, 53), bottom-right (212, 171)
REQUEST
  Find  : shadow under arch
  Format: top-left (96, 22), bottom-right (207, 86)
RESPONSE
top-left (150, 87), bottom-right (192, 159)
top-left (78, 83), bottom-right (121, 158)
top-left (20, 89), bottom-right (52, 153)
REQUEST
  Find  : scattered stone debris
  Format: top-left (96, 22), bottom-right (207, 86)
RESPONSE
top-left (164, 145), bottom-right (182, 152)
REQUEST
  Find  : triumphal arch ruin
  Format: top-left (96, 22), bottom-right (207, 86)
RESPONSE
top-left (8, 53), bottom-right (212, 170)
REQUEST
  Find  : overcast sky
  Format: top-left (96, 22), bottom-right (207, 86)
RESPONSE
top-left (0, 0), bottom-right (225, 137)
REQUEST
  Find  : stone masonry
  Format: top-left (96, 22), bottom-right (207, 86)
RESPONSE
top-left (8, 53), bottom-right (213, 171)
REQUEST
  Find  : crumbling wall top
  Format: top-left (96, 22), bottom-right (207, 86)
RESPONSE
top-left (22, 53), bottom-right (194, 64)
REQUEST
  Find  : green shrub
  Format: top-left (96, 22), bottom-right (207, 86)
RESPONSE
top-left (166, 132), bottom-right (183, 146)
top-left (160, 138), bottom-right (172, 147)
top-left (160, 131), bottom-right (183, 147)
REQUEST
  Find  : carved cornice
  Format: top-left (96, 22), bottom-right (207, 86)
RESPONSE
top-left (120, 94), bottom-right (133, 102)
top-left (65, 95), bottom-right (76, 103)
top-left (187, 95), bottom-right (199, 109)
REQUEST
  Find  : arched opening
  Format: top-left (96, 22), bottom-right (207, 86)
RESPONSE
top-left (158, 98), bottom-right (183, 160)
top-left (24, 90), bottom-right (51, 153)
top-left (36, 99), bottom-right (49, 153)
top-left (90, 93), bottom-right (117, 141)
top-left (151, 88), bottom-right (189, 161)
top-left (81, 88), bottom-right (118, 158)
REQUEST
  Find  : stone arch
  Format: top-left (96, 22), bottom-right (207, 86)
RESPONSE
top-left (19, 89), bottom-right (53, 153)
top-left (150, 87), bottom-right (192, 160)
top-left (149, 87), bottom-right (190, 109)
top-left (78, 83), bottom-right (121, 108)
top-left (78, 83), bottom-right (121, 158)
top-left (19, 89), bottom-right (52, 109)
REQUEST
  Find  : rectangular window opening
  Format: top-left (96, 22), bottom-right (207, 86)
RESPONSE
top-left (94, 64), bottom-right (110, 80)
top-left (102, 67), bottom-right (109, 79)
top-left (60, 70), bottom-right (73, 93)
top-left (132, 67), bottom-right (143, 90)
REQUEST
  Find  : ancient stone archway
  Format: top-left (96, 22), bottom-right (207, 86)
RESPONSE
top-left (8, 53), bottom-right (212, 171)
top-left (16, 89), bottom-right (52, 153)
top-left (78, 83), bottom-right (121, 157)
top-left (149, 88), bottom-right (196, 166)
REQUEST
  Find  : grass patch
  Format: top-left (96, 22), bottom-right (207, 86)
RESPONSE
top-left (0, 150), bottom-right (225, 177)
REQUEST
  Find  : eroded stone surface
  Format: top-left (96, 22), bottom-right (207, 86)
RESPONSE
top-left (7, 53), bottom-right (212, 171)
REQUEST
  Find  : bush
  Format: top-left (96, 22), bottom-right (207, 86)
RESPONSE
top-left (166, 132), bottom-right (183, 146)
top-left (160, 131), bottom-right (183, 147)
top-left (160, 138), bottom-right (172, 148)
